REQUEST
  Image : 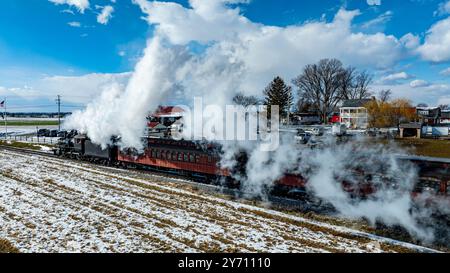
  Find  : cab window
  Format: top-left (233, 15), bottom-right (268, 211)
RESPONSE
top-left (416, 179), bottom-right (440, 194)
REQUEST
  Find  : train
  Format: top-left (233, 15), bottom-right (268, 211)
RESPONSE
top-left (54, 132), bottom-right (450, 205)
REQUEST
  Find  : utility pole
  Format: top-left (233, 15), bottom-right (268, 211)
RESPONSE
top-left (3, 98), bottom-right (7, 139)
top-left (56, 95), bottom-right (61, 132)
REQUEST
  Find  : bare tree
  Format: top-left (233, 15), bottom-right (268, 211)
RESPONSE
top-left (339, 66), bottom-right (356, 99)
top-left (378, 89), bottom-right (392, 103)
top-left (340, 69), bottom-right (373, 100)
top-left (351, 71), bottom-right (373, 99)
top-left (296, 96), bottom-right (315, 113)
top-left (439, 104), bottom-right (449, 110)
top-left (232, 92), bottom-right (261, 107)
top-left (293, 59), bottom-right (347, 122)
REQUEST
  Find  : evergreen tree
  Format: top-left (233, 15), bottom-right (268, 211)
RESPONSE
top-left (263, 76), bottom-right (293, 119)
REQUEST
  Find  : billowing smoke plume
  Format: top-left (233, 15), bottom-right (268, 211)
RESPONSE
top-left (65, 38), bottom-right (190, 149)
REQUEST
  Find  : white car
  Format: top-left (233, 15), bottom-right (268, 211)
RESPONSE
top-left (304, 127), bottom-right (324, 136)
top-left (295, 129), bottom-right (312, 144)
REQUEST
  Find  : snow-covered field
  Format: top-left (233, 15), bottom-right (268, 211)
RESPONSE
top-left (0, 149), bottom-right (438, 253)
top-left (0, 126), bottom-right (59, 136)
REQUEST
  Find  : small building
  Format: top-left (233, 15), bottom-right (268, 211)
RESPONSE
top-left (399, 123), bottom-right (422, 138)
top-left (340, 99), bottom-right (372, 129)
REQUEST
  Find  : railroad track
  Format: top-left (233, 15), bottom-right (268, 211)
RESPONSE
top-left (0, 144), bottom-right (334, 215)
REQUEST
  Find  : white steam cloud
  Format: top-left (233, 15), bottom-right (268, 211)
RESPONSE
top-left (65, 38), bottom-right (189, 149)
top-left (220, 135), bottom-right (439, 241)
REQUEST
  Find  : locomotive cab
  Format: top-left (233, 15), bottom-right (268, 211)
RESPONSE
top-left (73, 134), bottom-right (87, 155)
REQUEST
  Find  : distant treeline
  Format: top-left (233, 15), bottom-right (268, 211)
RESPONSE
top-left (3, 112), bottom-right (72, 118)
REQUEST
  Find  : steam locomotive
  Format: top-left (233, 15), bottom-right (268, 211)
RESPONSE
top-left (55, 132), bottom-right (450, 203)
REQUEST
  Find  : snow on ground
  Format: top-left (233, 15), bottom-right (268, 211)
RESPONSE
top-left (0, 149), bottom-right (438, 253)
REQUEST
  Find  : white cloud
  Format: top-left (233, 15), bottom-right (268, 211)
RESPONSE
top-left (96, 5), bottom-right (114, 25)
top-left (410, 79), bottom-right (430, 88)
top-left (399, 33), bottom-right (420, 50)
top-left (61, 9), bottom-right (75, 15)
top-left (0, 86), bottom-right (41, 101)
top-left (438, 96), bottom-right (450, 106)
top-left (434, 0), bottom-right (450, 16)
top-left (373, 81), bottom-right (450, 106)
top-left (378, 72), bottom-right (412, 84)
top-left (133, 0), bottom-right (258, 45)
top-left (367, 0), bottom-right (381, 6)
top-left (361, 10), bottom-right (393, 30)
top-left (67, 21), bottom-right (81, 27)
top-left (416, 17), bottom-right (450, 62)
top-left (440, 67), bottom-right (450, 76)
top-left (133, 0), bottom-right (406, 98)
top-left (1, 72), bottom-right (131, 106)
top-left (49, 0), bottom-right (90, 13)
top-left (38, 72), bottom-right (131, 103)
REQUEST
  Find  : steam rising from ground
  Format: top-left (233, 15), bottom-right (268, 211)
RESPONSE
top-left (297, 138), bottom-right (434, 240)
top-left (220, 136), bottom-right (442, 242)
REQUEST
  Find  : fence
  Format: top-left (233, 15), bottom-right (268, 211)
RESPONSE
top-left (1, 135), bottom-right (59, 145)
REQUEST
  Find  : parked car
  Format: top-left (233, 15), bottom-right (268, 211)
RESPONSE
top-left (57, 130), bottom-right (68, 138)
top-left (37, 129), bottom-right (50, 137)
top-left (304, 127), bottom-right (324, 136)
top-left (49, 130), bottom-right (58, 137)
top-left (295, 129), bottom-right (312, 144)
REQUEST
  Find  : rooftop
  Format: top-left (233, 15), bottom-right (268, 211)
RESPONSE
top-left (341, 99), bottom-right (373, 108)
top-left (399, 122), bottom-right (422, 129)
top-left (152, 106), bottom-right (185, 118)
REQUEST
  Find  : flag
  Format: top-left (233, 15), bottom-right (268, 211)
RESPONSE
top-left (0, 101), bottom-right (4, 107)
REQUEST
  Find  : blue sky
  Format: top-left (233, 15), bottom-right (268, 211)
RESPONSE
top-left (0, 0), bottom-right (450, 111)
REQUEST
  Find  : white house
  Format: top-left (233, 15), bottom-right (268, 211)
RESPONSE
top-left (339, 99), bottom-right (372, 129)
